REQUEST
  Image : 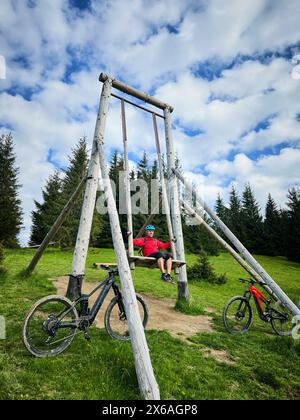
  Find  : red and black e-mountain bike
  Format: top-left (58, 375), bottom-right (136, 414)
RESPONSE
top-left (223, 278), bottom-right (295, 336)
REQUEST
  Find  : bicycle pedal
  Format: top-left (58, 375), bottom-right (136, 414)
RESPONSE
top-left (84, 332), bottom-right (91, 341)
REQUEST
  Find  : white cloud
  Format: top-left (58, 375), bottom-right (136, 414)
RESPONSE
top-left (157, 57), bottom-right (300, 166)
top-left (204, 148), bottom-right (300, 209)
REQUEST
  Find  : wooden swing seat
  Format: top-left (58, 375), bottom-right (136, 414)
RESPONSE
top-left (128, 255), bottom-right (186, 269)
top-left (93, 257), bottom-right (186, 270)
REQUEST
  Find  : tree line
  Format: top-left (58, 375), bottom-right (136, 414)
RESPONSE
top-left (0, 133), bottom-right (300, 263)
top-left (215, 185), bottom-right (300, 262)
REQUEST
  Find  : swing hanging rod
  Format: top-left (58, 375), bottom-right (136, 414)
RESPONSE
top-left (111, 93), bottom-right (165, 119)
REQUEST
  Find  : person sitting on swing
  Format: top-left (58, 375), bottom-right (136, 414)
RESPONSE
top-left (133, 225), bottom-right (174, 283)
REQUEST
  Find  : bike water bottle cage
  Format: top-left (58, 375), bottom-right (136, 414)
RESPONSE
top-left (78, 295), bottom-right (90, 316)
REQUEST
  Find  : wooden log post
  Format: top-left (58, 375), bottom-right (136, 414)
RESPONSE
top-left (164, 107), bottom-right (189, 302)
top-left (97, 79), bottom-right (160, 400)
top-left (175, 170), bottom-right (300, 317)
top-left (26, 175), bottom-right (87, 274)
top-left (152, 113), bottom-right (177, 259)
top-left (66, 80), bottom-right (111, 300)
top-left (121, 99), bottom-right (135, 269)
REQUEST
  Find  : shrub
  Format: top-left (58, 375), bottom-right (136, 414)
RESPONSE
top-left (187, 251), bottom-right (227, 285)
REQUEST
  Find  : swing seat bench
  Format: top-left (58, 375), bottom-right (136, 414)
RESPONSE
top-left (93, 257), bottom-right (186, 270)
top-left (128, 256), bottom-right (186, 269)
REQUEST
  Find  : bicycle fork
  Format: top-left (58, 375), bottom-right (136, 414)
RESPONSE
top-left (112, 284), bottom-right (127, 321)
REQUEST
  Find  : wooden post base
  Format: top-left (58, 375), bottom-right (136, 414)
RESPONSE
top-left (177, 281), bottom-right (190, 302)
top-left (66, 274), bottom-right (83, 301)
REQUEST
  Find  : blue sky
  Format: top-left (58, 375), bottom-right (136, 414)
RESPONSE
top-left (0, 0), bottom-right (300, 245)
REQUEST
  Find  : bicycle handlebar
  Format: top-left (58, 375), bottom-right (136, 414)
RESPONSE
top-left (239, 278), bottom-right (269, 287)
top-left (100, 264), bottom-right (119, 275)
top-left (239, 278), bottom-right (255, 285)
top-left (100, 264), bottom-right (110, 270)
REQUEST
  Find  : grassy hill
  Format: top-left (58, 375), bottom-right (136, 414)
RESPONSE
top-left (0, 248), bottom-right (300, 400)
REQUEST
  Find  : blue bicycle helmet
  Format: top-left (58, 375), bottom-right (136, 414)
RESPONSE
top-left (145, 225), bottom-right (155, 231)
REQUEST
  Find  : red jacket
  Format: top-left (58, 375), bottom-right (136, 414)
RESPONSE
top-left (133, 237), bottom-right (171, 257)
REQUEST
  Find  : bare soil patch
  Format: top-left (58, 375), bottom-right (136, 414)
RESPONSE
top-left (202, 347), bottom-right (235, 365)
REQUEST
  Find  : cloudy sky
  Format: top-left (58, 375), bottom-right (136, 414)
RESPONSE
top-left (0, 0), bottom-right (300, 245)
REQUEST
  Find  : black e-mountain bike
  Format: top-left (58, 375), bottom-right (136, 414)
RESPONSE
top-left (22, 265), bottom-right (148, 357)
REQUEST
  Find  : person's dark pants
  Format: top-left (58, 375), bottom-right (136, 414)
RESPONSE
top-left (148, 253), bottom-right (173, 279)
top-left (148, 252), bottom-right (172, 261)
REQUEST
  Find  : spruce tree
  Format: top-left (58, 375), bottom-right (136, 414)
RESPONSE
top-left (62, 138), bottom-right (101, 247)
top-left (151, 159), bottom-right (159, 180)
top-left (263, 194), bottom-right (281, 256)
top-left (108, 150), bottom-right (123, 211)
top-left (30, 170), bottom-right (62, 245)
top-left (215, 194), bottom-right (229, 221)
top-left (137, 151), bottom-right (150, 182)
top-left (109, 150), bottom-right (120, 185)
top-left (228, 185), bottom-right (244, 241)
top-left (215, 194), bottom-right (230, 238)
top-left (278, 208), bottom-right (289, 256)
top-left (241, 184), bottom-right (264, 253)
top-left (285, 188), bottom-right (300, 262)
top-left (129, 169), bottom-right (135, 181)
top-left (183, 214), bottom-right (220, 255)
top-left (0, 134), bottom-right (23, 247)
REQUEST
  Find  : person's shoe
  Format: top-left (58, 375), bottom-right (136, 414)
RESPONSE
top-left (162, 273), bottom-right (174, 283)
top-left (166, 274), bottom-right (174, 283)
top-left (161, 273), bottom-right (169, 282)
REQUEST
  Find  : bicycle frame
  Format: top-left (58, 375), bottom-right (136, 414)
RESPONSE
top-left (57, 272), bottom-right (124, 330)
top-left (244, 284), bottom-right (271, 321)
top-left (80, 274), bottom-right (124, 324)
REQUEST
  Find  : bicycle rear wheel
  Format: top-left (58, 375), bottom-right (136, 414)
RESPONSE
top-left (22, 295), bottom-right (78, 357)
top-left (271, 303), bottom-right (295, 336)
top-left (223, 296), bottom-right (253, 334)
top-left (104, 294), bottom-right (148, 341)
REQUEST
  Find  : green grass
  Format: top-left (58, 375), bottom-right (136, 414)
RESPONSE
top-left (174, 297), bottom-right (205, 315)
top-left (0, 247), bottom-right (300, 400)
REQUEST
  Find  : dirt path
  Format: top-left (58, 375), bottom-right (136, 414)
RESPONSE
top-left (52, 277), bottom-right (214, 340)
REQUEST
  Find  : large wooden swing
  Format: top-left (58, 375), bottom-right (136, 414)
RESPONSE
top-left (93, 87), bottom-right (187, 274)
top-left (25, 72), bottom-right (300, 402)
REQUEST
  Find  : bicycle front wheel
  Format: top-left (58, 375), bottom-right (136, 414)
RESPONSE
top-left (223, 296), bottom-right (253, 334)
top-left (22, 295), bottom-right (79, 357)
top-left (104, 294), bottom-right (148, 341)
